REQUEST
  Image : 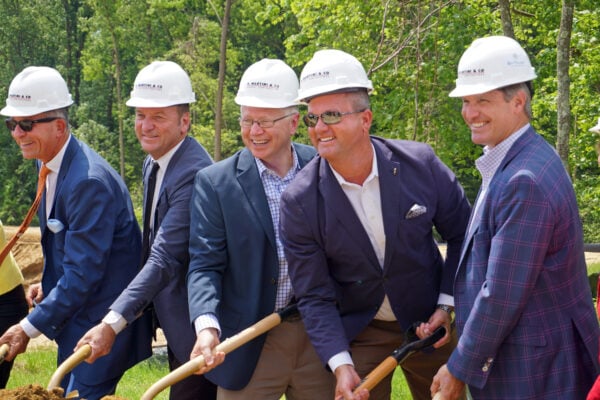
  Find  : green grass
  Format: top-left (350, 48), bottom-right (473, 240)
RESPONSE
top-left (7, 347), bottom-right (170, 399)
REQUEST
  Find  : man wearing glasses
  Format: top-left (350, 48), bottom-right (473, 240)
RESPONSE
top-left (0, 66), bottom-right (151, 399)
top-left (186, 59), bottom-right (335, 399)
top-left (280, 49), bottom-right (471, 400)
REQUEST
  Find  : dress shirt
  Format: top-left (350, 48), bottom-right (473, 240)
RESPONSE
top-left (194, 147), bottom-right (301, 336)
top-left (469, 123), bottom-right (530, 236)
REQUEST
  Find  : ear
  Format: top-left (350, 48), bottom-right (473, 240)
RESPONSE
top-left (512, 89), bottom-right (527, 113)
top-left (55, 117), bottom-right (68, 137)
top-left (289, 112), bottom-right (300, 136)
top-left (361, 109), bottom-right (373, 131)
top-left (180, 111), bottom-right (191, 134)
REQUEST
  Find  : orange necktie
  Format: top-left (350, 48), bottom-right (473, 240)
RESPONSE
top-left (0, 165), bottom-right (51, 265)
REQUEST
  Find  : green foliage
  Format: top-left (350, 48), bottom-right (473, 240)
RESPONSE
top-left (0, 0), bottom-right (599, 242)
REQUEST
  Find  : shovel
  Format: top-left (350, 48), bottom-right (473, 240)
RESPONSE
top-left (353, 324), bottom-right (446, 394)
top-left (140, 304), bottom-right (299, 400)
top-left (0, 343), bottom-right (9, 364)
top-left (47, 343), bottom-right (92, 391)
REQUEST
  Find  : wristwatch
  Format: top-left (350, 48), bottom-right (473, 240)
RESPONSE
top-left (436, 304), bottom-right (454, 315)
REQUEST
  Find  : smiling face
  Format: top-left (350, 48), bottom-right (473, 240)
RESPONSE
top-left (134, 106), bottom-right (189, 159)
top-left (240, 106), bottom-right (298, 175)
top-left (306, 92), bottom-right (372, 167)
top-left (460, 88), bottom-right (529, 148)
top-left (10, 112), bottom-right (68, 163)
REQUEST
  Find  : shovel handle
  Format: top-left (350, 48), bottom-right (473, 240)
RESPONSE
top-left (140, 305), bottom-right (298, 400)
top-left (47, 344), bottom-right (92, 390)
top-left (0, 343), bottom-right (9, 364)
top-left (432, 392), bottom-right (443, 399)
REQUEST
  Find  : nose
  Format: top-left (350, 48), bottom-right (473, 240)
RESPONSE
top-left (249, 122), bottom-right (264, 134)
top-left (461, 103), bottom-right (478, 120)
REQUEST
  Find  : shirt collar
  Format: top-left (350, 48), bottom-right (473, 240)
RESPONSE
top-left (330, 144), bottom-right (379, 187)
top-left (255, 146), bottom-right (300, 179)
top-left (44, 134), bottom-right (72, 173)
top-left (151, 139), bottom-right (185, 171)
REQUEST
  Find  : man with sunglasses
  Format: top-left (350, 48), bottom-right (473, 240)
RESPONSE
top-left (0, 66), bottom-right (151, 399)
top-left (280, 49), bottom-right (471, 400)
top-left (186, 59), bottom-right (335, 399)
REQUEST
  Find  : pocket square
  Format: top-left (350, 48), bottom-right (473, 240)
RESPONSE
top-left (405, 204), bottom-right (427, 219)
top-left (47, 219), bottom-right (64, 233)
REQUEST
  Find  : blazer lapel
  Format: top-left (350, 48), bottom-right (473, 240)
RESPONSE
top-left (237, 149), bottom-right (277, 250)
top-left (318, 158), bottom-right (381, 270)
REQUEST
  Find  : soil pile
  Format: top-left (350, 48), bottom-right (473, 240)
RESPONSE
top-left (0, 385), bottom-right (128, 399)
top-left (0, 384), bottom-right (65, 399)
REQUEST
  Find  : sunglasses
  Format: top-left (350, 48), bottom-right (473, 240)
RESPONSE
top-left (303, 109), bottom-right (366, 128)
top-left (5, 117), bottom-right (61, 132)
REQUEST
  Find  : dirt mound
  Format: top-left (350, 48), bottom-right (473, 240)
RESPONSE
top-left (0, 384), bottom-right (128, 399)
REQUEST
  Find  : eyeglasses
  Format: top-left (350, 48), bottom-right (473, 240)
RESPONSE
top-left (303, 109), bottom-right (366, 127)
top-left (239, 113), bottom-right (296, 129)
top-left (5, 117), bottom-right (61, 132)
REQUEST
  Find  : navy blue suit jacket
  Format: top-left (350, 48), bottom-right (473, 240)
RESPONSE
top-left (187, 143), bottom-right (316, 390)
top-left (29, 136), bottom-right (152, 384)
top-left (111, 136), bottom-right (213, 363)
top-left (280, 136), bottom-right (471, 366)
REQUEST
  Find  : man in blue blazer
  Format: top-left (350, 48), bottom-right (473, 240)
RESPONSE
top-left (431, 36), bottom-right (600, 400)
top-left (187, 59), bottom-right (335, 399)
top-left (280, 49), bottom-right (471, 400)
top-left (76, 61), bottom-right (216, 399)
top-left (0, 66), bottom-right (151, 399)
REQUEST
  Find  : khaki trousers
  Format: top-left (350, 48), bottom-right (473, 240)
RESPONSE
top-left (217, 318), bottom-right (335, 400)
top-left (351, 319), bottom-right (458, 400)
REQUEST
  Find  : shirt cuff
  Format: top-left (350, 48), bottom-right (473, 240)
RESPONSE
top-left (194, 313), bottom-right (221, 337)
top-left (437, 293), bottom-right (454, 307)
top-left (20, 318), bottom-right (41, 338)
top-left (328, 351), bottom-right (354, 372)
top-left (103, 310), bottom-right (128, 334)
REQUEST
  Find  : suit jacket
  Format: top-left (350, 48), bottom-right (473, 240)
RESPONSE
top-left (280, 136), bottom-right (471, 366)
top-left (110, 136), bottom-right (213, 363)
top-left (448, 128), bottom-right (600, 399)
top-left (29, 136), bottom-right (152, 384)
top-left (187, 143), bottom-right (316, 390)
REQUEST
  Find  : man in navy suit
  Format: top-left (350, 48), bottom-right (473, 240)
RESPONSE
top-left (0, 66), bottom-right (151, 399)
top-left (280, 50), bottom-right (471, 400)
top-left (431, 36), bottom-right (600, 400)
top-left (76, 61), bottom-right (216, 399)
top-left (186, 58), bottom-right (335, 399)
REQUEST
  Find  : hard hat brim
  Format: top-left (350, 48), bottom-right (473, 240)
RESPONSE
top-left (234, 95), bottom-right (298, 109)
top-left (0, 102), bottom-right (73, 117)
top-left (125, 98), bottom-right (195, 108)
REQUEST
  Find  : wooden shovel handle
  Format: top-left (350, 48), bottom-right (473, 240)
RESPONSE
top-left (47, 344), bottom-right (92, 390)
top-left (0, 343), bottom-right (9, 364)
top-left (140, 306), bottom-right (296, 400)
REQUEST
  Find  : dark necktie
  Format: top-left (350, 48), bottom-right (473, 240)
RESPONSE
top-left (141, 162), bottom-right (159, 264)
top-left (0, 165), bottom-right (51, 265)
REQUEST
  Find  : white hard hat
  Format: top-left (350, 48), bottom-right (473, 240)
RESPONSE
top-left (590, 117), bottom-right (600, 133)
top-left (1, 66), bottom-right (74, 117)
top-left (449, 36), bottom-right (537, 98)
top-left (296, 49), bottom-right (373, 103)
top-left (235, 59), bottom-right (298, 108)
top-left (126, 61), bottom-right (195, 108)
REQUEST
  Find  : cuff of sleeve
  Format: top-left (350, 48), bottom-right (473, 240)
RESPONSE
top-left (437, 293), bottom-right (454, 308)
top-left (328, 351), bottom-right (354, 372)
top-left (103, 310), bottom-right (128, 334)
top-left (20, 318), bottom-right (41, 339)
top-left (194, 313), bottom-right (221, 337)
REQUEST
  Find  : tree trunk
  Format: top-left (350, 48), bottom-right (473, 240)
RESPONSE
top-left (556, 0), bottom-right (574, 171)
top-left (214, 0), bottom-right (234, 162)
top-left (498, 0), bottom-right (515, 38)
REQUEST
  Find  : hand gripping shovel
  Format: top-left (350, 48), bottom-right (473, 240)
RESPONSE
top-left (353, 324), bottom-right (446, 394)
top-left (140, 304), bottom-right (299, 400)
